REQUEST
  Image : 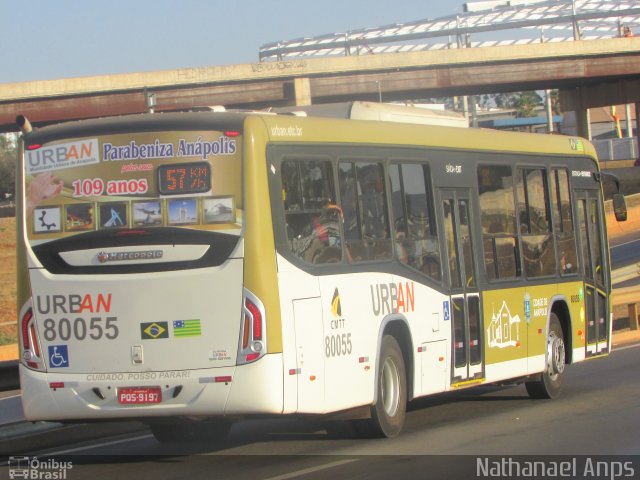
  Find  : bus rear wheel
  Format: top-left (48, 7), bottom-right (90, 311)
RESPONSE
top-left (526, 313), bottom-right (566, 399)
top-left (356, 335), bottom-right (407, 438)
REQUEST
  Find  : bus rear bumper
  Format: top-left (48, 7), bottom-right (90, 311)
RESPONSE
top-left (19, 353), bottom-right (284, 421)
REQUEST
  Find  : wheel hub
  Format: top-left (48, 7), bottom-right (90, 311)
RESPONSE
top-left (548, 334), bottom-right (566, 376)
top-left (381, 357), bottom-right (400, 416)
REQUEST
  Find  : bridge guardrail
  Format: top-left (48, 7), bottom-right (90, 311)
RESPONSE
top-left (594, 138), bottom-right (638, 163)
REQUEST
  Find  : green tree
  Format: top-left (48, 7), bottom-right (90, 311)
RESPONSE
top-left (492, 92), bottom-right (520, 110)
top-left (515, 91), bottom-right (543, 118)
top-left (0, 134), bottom-right (17, 201)
top-left (550, 89), bottom-right (561, 115)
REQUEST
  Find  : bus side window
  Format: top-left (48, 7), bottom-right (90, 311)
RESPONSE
top-left (338, 161), bottom-right (391, 262)
top-left (389, 162), bottom-right (441, 281)
top-left (282, 160), bottom-right (302, 211)
top-left (551, 168), bottom-right (578, 275)
top-left (478, 164), bottom-right (520, 280)
top-left (282, 159), bottom-right (342, 265)
top-left (517, 167), bottom-right (556, 278)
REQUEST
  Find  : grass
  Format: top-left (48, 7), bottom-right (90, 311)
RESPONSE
top-left (0, 217), bottom-right (17, 344)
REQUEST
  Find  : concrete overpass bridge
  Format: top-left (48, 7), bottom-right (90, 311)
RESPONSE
top-left (1, 37), bottom-right (640, 139)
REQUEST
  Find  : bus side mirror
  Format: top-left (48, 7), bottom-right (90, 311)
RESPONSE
top-left (612, 193), bottom-right (627, 222)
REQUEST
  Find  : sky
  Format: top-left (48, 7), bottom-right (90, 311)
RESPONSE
top-left (1, 0), bottom-right (469, 84)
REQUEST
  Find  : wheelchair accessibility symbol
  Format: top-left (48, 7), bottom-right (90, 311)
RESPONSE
top-left (48, 345), bottom-right (69, 368)
top-left (443, 300), bottom-right (451, 322)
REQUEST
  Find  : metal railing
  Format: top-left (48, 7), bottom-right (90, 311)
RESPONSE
top-left (260, 0), bottom-right (640, 61)
top-left (593, 137), bottom-right (639, 162)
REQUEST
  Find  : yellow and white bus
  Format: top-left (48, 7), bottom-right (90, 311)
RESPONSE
top-left (15, 110), bottom-right (624, 441)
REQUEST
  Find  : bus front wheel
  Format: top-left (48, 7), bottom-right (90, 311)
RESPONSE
top-left (526, 313), bottom-right (566, 399)
top-left (356, 334), bottom-right (407, 438)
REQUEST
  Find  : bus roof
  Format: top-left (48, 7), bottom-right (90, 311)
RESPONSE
top-left (257, 113), bottom-right (597, 160)
top-left (21, 110), bottom-right (597, 161)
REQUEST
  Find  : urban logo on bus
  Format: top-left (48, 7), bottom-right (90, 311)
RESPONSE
top-left (26, 139), bottom-right (99, 174)
top-left (370, 281), bottom-right (415, 316)
top-left (36, 293), bottom-right (112, 314)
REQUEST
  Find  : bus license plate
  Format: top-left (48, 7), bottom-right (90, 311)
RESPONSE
top-left (117, 386), bottom-right (162, 405)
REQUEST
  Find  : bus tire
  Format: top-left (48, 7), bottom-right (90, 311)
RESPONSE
top-left (525, 313), bottom-right (566, 399)
top-left (356, 335), bottom-right (407, 438)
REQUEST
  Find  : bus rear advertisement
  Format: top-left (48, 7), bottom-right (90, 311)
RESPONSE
top-left (15, 109), bottom-right (624, 441)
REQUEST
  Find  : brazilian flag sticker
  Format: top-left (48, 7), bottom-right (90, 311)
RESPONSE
top-left (141, 322), bottom-right (169, 339)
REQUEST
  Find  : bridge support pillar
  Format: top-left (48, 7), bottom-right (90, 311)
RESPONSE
top-left (628, 303), bottom-right (639, 330)
top-left (293, 77), bottom-right (312, 106)
top-left (576, 109), bottom-right (592, 140)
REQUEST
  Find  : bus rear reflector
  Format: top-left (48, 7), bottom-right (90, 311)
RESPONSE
top-left (115, 229), bottom-right (148, 236)
top-left (245, 353), bottom-right (260, 362)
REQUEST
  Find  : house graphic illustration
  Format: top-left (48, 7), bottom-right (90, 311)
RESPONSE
top-left (487, 301), bottom-right (521, 348)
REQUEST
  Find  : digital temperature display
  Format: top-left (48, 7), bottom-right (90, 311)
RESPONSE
top-left (158, 162), bottom-right (211, 195)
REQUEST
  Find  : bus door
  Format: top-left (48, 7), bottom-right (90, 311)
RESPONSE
top-left (576, 191), bottom-right (609, 357)
top-left (440, 189), bottom-right (484, 384)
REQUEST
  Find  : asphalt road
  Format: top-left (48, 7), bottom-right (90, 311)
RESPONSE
top-left (4, 343), bottom-right (637, 480)
top-left (610, 237), bottom-right (640, 288)
top-left (611, 237), bottom-right (640, 269)
top-left (0, 390), bottom-right (22, 425)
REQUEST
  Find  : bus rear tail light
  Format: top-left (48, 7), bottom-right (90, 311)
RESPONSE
top-left (21, 308), bottom-right (44, 371)
top-left (237, 288), bottom-right (266, 365)
top-left (246, 300), bottom-right (263, 340)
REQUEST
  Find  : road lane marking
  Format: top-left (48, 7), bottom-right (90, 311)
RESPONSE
top-left (0, 394), bottom-right (21, 400)
top-left (611, 238), bottom-right (640, 249)
top-left (612, 342), bottom-right (640, 352)
top-left (42, 433), bottom-right (153, 455)
top-left (263, 459), bottom-right (359, 480)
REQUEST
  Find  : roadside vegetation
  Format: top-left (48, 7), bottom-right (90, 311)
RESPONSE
top-left (0, 217), bottom-right (16, 344)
